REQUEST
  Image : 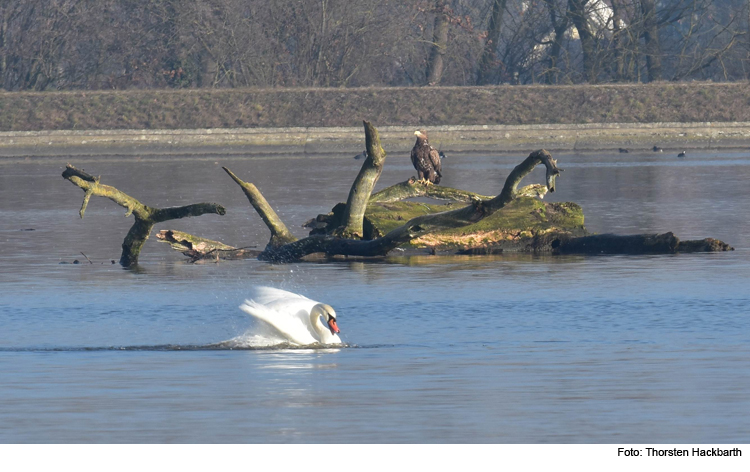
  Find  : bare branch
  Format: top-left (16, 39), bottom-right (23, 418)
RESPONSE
top-left (222, 166), bottom-right (297, 249)
top-left (63, 164), bottom-right (226, 267)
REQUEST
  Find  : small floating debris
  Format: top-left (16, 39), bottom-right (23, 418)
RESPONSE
top-left (19, 228), bottom-right (36, 231)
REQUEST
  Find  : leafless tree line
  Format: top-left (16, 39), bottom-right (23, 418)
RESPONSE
top-left (1, 0), bottom-right (748, 90)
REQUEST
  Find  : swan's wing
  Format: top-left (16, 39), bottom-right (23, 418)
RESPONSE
top-left (252, 287), bottom-right (320, 326)
top-left (249, 286), bottom-right (316, 306)
top-left (239, 300), bottom-right (317, 346)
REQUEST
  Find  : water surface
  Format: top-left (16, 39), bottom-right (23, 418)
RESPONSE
top-left (1, 150), bottom-right (748, 443)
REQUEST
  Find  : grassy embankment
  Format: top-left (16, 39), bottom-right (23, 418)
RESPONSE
top-left (1, 82), bottom-right (749, 131)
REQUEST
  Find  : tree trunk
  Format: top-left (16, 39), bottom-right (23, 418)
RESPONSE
top-left (336, 120), bottom-right (387, 238)
top-left (253, 149), bottom-right (562, 262)
top-left (458, 232), bottom-right (733, 255)
top-left (567, 0), bottom-right (597, 83)
top-left (426, 1), bottom-right (450, 85)
top-left (62, 165), bottom-right (226, 267)
top-left (640, 0), bottom-right (663, 82)
top-left (610, 0), bottom-right (626, 81)
top-left (542, 0), bottom-right (571, 85)
top-left (476, 0), bottom-right (507, 85)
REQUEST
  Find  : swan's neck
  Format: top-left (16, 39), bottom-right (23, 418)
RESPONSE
top-left (309, 305), bottom-right (338, 343)
top-left (309, 311), bottom-right (328, 337)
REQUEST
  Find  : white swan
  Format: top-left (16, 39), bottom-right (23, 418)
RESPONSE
top-left (239, 287), bottom-right (342, 346)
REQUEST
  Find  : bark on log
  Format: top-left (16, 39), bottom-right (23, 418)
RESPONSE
top-left (62, 164), bottom-right (226, 267)
top-left (257, 149), bottom-right (562, 261)
top-left (370, 179), bottom-right (547, 204)
top-left (336, 120), bottom-right (387, 238)
top-left (222, 166), bottom-right (296, 250)
top-left (457, 232), bottom-right (734, 255)
top-left (155, 230), bottom-right (261, 261)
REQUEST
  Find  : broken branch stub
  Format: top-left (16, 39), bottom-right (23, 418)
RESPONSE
top-left (222, 167), bottom-right (297, 250)
top-left (258, 149), bottom-right (562, 261)
top-left (62, 164), bottom-right (226, 267)
top-left (497, 149), bottom-right (562, 204)
top-left (336, 120), bottom-right (387, 238)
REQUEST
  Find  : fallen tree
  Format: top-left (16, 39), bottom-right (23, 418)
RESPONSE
top-left (62, 165), bottom-right (226, 266)
top-left (62, 121), bottom-right (733, 266)
top-left (216, 122), bottom-right (565, 262)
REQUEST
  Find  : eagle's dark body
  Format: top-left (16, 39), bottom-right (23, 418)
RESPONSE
top-left (410, 130), bottom-right (442, 184)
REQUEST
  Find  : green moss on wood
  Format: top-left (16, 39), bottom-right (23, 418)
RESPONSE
top-left (363, 197), bottom-right (586, 249)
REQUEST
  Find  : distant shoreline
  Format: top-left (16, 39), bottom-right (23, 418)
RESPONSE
top-left (2, 83), bottom-right (750, 131)
top-left (1, 122), bottom-right (749, 159)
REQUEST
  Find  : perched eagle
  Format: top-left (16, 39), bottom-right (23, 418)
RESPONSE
top-left (411, 129), bottom-right (442, 184)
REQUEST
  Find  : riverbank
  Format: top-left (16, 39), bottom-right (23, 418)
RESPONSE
top-left (2, 83), bottom-right (750, 132)
top-left (2, 122), bottom-right (750, 158)
top-left (3, 82), bottom-right (750, 157)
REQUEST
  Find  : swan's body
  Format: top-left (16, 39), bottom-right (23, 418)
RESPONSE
top-left (240, 287), bottom-right (341, 346)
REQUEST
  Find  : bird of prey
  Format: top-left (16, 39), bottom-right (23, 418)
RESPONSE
top-left (411, 129), bottom-right (442, 184)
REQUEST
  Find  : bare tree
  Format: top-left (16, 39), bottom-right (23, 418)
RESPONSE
top-left (476, 0), bottom-right (507, 84)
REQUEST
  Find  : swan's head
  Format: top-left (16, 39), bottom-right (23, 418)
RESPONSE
top-left (312, 303), bottom-right (340, 334)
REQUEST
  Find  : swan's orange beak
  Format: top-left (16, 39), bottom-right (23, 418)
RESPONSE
top-left (327, 318), bottom-right (340, 334)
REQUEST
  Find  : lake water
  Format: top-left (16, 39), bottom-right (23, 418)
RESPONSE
top-left (0, 150), bottom-right (748, 443)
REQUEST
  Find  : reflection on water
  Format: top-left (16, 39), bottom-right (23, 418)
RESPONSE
top-left (0, 151), bottom-right (749, 443)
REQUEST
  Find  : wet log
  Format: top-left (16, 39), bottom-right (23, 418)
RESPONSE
top-left (369, 180), bottom-right (548, 204)
top-left (369, 178), bottom-right (493, 204)
top-left (457, 232), bottom-right (733, 255)
top-left (62, 164), bottom-right (226, 267)
top-left (554, 232), bottom-right (682, 254)
top-left (366, 198), bottom-right (585, 245)
top-left (155, 230), bottom-right (261, 261)
top-left (256, 149), bottom-right (563, 261)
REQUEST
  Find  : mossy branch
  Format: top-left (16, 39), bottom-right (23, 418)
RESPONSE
top-left (62, 164), bottom-right (226, 267)
top-left (155, 229), bottom-right (261, 261)
top-left (222, 166), bottom-right (297, 250)
top-left (335, 120), bottom-right (387, 238)
top-left (370, 178), bottom-right (492, 203)
top-left (369, 179), bottom-right (550, 204)
top-left (497, 149), bottom-right (563, 203)
top-left (259, 149), bottom-right (561, 261)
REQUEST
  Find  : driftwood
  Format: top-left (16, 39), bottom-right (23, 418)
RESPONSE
top-left (457, 231), bottom-right (733, 255)
top-left (175, 121), bottom-right (731, 261)
top-left (63, 121), bottom-right (732, 265)
top-left (155, 230), bottom-right (261, 261)
top-left (336, 121), bottom-right (387, 238)
top-left (222, 167), bottom-right (296, 250)
top-left (369, 179), bottom-right (548, 203)
top-left (222, 147), bottom-right (564, 262)
top-left (62, 164), bottom-right (226, 266)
